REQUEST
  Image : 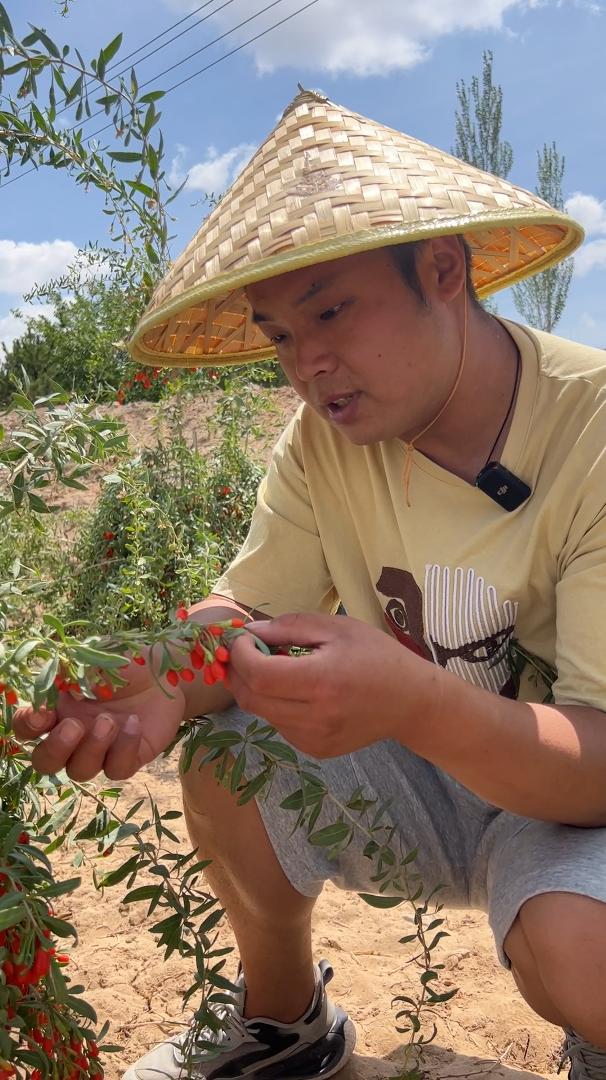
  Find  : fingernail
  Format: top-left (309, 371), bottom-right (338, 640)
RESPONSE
top-left (59, 718), bottom-right (82, 743)
top-left (94, 714), bottom-right (114, 739)
top-left (124, 714), bottom-right (139, 734)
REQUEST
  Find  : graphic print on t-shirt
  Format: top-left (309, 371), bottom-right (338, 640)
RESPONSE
top-left (376, 565), bottom-right (517, 698)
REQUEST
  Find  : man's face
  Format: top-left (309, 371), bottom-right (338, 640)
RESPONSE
top-left (246, 245), bottom-right (459, 445)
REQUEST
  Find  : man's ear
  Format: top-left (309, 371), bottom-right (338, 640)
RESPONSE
top-left (417, 236), bottom-right (467, 303)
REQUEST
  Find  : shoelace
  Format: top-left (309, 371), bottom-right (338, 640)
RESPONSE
top-left (559, 1030), bottom-right (606, 1080)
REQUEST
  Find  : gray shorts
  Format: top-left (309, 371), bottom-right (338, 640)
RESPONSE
top-left (203, 707), bottom-right (606, 968)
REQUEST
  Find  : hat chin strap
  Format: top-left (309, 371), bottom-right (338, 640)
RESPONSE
top-left (402, 289), bottom-right (468, 508)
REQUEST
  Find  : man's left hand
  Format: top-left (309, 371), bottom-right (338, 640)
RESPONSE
top-left (228, 613), bottom-right (439, 758)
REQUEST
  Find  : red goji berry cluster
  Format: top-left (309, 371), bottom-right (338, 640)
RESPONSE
top-left (115, 367), bottom-right (168, 404)
top-left (164, 617), bottom-right (245, 690)
top-left (0, 736), bottom-right (21, 756)
top-left (0, 684), bottom-right (18, 707)
top-left (0, 874), bottom-right (103, 1078)
top-left (101, 530), bottom-right (116, 562)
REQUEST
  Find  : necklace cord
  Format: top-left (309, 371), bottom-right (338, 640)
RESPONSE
top-left (482, 345), bottom-right (521, 468)
top-left (402, 289), bottom-right (468, 507)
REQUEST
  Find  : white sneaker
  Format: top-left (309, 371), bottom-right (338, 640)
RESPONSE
top-left (123, 959), bottom-right (356, 1079)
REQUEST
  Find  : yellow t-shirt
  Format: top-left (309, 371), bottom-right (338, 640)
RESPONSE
top-left (214, 320), bottom-right (606, 710)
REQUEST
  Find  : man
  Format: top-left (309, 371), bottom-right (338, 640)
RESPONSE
top-left (15, 90), bottom-right (606, 1080)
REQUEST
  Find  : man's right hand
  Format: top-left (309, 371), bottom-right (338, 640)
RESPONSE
top-left (12, 656), bottom-right (187, 782)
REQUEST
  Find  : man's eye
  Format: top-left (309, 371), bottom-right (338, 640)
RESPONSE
top-left (270, 333), bottom-right (286, 345)
top-left (319, 303), bottom-right (344, 321)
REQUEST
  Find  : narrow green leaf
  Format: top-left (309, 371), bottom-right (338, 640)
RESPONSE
top-left (309, 822), bottom-right (351, 847)
top-left (358, 893), bottom-right (406, 909)
top-left (101, 32), bottom-right (123, 67)
top-left (108, 151), bottom-right (142, 164)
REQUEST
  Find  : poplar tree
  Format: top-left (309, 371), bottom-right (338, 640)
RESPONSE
top-left (511, 143), bottom-right (573, 332)
top-left (453, 49), bottom-right (513, 179)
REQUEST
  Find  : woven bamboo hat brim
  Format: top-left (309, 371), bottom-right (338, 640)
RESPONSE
top-left (130, 89), bottom-right (584, 369)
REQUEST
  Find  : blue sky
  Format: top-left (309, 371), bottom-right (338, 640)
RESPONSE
top-left (2, 0), bottom-right (606, 350)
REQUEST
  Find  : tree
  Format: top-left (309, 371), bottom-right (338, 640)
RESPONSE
top-left (0, 2), bottom-right (178, 287)
top-left (453, 49), bottom-right (513, 179)
top-left (0, 250), bottom-right (149, 402)
top-left (511, 143), bottom-right (573, 332)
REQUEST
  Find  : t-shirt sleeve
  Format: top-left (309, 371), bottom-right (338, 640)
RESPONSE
top-left (212, 411), bottom-right (339, 617)
top-left (553, 499), bottom-right (606, 712)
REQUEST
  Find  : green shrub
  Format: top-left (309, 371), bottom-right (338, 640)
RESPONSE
top-left (67, 401), bottom-right (263, 632)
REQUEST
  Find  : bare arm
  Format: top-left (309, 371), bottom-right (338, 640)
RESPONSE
top-left (397, 661), bottom-right (606, 827)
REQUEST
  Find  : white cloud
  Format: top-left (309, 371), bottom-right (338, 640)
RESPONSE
top-left (574, 238), bottom-right (606, 276)
top-left (565, 193), bottom-right (606, 275)
top-left (0, 240), bottom-right (78, 296)
top-left (565, 193), bottom-right (606, 236)
top-left (160, 0), bottom-right (539, 75)
top-left (0, 304), bottom-right (54, 354)
top-left (169, 142), bottom-right (255, 195)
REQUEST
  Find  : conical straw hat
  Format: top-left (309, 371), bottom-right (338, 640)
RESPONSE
top-left (130, 88), bottom-right (584, 369)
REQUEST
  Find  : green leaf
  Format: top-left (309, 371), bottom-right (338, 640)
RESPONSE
top-left (139, 90), bottom-right (165, 104)
top-left (33, 26), bottom-right (61, 58)
top-left (101, 32), bottom-right (123, 67)
top-left (309, 822), bottom-right (351, 847)
top-left (70, 644), bottom-right (128, 669)
top-left (43, 613), bottom-right (66, 639)
top-left (358, 893), bottom-right (406, 909)
top-left (122, 885), bottom-right (162, 904)
top-left (109, 151), bottom-right (143, 164)
top-left (34, 655), bottom-right (60, 697)
top-left (99, 853), bottom-right (140, 887)
top-left (0, 2), bottom-right (14, 35)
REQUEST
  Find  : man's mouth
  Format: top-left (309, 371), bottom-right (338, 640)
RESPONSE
top-left (324, 392), bottom-right (360, 423)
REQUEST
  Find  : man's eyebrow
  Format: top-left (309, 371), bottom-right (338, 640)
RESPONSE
top-left (250, 275), bottom-right (338, 324)
top-left (294, 275), bottom-right (336, 307)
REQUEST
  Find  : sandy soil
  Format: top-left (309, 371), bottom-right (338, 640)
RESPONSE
top-left (53, 752), bottom-right (562, 1080)
top-left (40, 391), bottom-right (562, 1080)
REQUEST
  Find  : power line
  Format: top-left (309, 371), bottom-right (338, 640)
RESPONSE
top-left (35, 0), bottom-right (241, 130)
top-left (108, 0), bottom-right (223, 72)
top-left (1, 0), bottom-right (317, 191)
top-left (85, 0), bottom-right (294, 142)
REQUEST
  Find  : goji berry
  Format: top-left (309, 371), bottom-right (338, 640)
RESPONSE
top-left (87, 1040), bottom-right (99, 1057)
top-left (31, 946), bottom-right (51, 980)
top-left (175, 606), bottom-right (188, 621)
top-left (42, 1036), bottom-right (54, 1053)
top-left (18, 831), bottom-right (29, 844)
top-left (203, 667), bottom-right (216, 686)
top-left (102, 531), bottom-right (115, 541)
top-left (133, 655), bottom-right (146, 666)
top-left (190, 650), bottom-right (204, 670)
top-left (179, 668), bottom-right (195, 682)
top-left (215, 645), bottom-right (230, 663)
top-left (95, 684), bottom-right (113, 701)
top-left (4, 689), bottom-right (17, 706)
top-left (230, 618), bottom-right (245, 628)
top-left (56, 954), bottom-right (70, 964)
top-left (31, 1027), bottom-right (45, 1044)
top-left (166, 669), bottom-right (179, 687)
top-left (210, 660), bottom-right (226, 682)
top-left (208, 625), bottom-right (223, 637)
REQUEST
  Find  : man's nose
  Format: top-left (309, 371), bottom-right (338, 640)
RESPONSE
top-left (294, 336), bottom-right (338, 381)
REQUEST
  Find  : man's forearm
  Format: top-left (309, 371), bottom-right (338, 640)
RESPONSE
top-left (396, 661), bottom-right (606, 826)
